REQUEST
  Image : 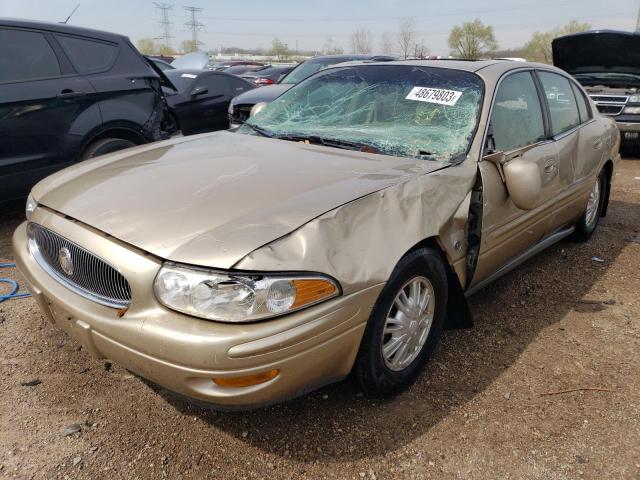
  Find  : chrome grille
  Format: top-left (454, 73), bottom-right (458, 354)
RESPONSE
top-left (27, 223), bottom-right (131, 308)
top-left (589, 94), bottom-right (627, 116)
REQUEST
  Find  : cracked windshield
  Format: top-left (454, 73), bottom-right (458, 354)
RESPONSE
top-left (240, 65), bottom-right (483, 163)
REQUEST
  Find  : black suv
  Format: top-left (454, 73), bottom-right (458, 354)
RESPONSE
top-left (0, 19), bottom-right (172, 202)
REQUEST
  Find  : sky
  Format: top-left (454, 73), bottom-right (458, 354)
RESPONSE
top-left (1, 0), bottom-right (638, 55)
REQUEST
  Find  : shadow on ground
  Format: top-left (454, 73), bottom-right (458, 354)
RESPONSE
top-left (155, 199), bottom-right (636, 462)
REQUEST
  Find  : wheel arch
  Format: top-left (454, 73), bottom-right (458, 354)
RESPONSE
top-left (77, 124), bottom-right (149, 161)
top-left (403, 236), bottom-right (473, 330)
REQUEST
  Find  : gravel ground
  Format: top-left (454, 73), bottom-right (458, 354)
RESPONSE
top-left (1, 159), bottom-right (639, 480)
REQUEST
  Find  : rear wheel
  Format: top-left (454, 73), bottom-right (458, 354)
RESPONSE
top-left (353, 248), bottom-right (448, 396)
top-left (81, 138), bottom-right (136, 160)
top-left (572, 169), bottom-right (606, 242)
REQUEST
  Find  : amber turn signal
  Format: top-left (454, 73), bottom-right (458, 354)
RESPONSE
top-left (291, 279), bottom-right (337, 309)
top-left (212, 369), bottom-right (279, 388)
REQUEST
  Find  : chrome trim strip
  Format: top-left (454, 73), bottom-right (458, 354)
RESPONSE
top-left (27, 223), bottom-right (131, 309)
top-left (465, 226), bottom-right (575, 297)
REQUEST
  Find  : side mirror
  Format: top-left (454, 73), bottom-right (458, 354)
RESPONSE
top-left (190, 86), bottom-right (209, 97)
top-left (483, 151), bottom-right (542, 211)
top-left (249, 101), bottom-right (268, 118)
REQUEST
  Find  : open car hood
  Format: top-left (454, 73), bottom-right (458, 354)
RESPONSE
top-left (552, 30), bottom-right (640, 75)
top-left (33, 131), bottom-right (444, 269)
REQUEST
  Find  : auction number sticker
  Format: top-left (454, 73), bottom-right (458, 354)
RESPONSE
top-left (181, 73), bottom-right (198, 79)
top-left (406, 87), bottom-right (463, 106)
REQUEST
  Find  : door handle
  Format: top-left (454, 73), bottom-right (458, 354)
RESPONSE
top-left (544, 158), bottom-right (558, 174)
top-left (57, 89), bottom-right (86, 99)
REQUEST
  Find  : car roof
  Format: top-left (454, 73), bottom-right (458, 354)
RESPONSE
top-left (330, 59), bottom-right (570, 78)
top-left (553, 29), bottom-right (640, 42)
top-left (167, 69), bottom-right (219, 76)
top-left (0, 17), bottom-right (127, 42)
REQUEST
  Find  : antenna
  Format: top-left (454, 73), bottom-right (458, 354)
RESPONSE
top-left (63, 4), bottom-right (80, 24)
top-left (184, 6), bottom-right (204, 51)
top-left (153, 2), bottom-right (174, 47)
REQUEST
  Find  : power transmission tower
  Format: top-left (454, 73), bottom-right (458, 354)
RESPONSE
top-left (184, 6), bottom-right (204, 51)
top-left (153, 2), bottom-right (174, 47)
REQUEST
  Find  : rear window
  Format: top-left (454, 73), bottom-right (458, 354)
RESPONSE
top-left (0, 28), bottom-right (60, 83)
top-left (164, 70), bottom-right (198, 92)
top-left (56, 35), bottom-right (118, 74)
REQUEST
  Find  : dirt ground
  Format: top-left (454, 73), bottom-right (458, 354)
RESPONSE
top-left (0, 159), bottom-right (638, 480)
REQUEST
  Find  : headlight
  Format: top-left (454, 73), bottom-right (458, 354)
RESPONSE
top-left (25, 193), bottom-right (38, 220)
top-left (628, 95), bottom-right (640, 103)
top-left (623, 106), bottom-right (640, 114)
top-left (154, 263), bottom-right (340, 322)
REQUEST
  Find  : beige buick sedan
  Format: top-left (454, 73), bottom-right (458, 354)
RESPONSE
top-left (14, 60), bottom-right (620, 409)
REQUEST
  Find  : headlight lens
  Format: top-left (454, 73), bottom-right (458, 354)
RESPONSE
top-left (624, 106), bottom-right (640, 114)
top-left (154, 263), bottom-right (340, 322)
top-left (628, 94), bottom-right (640, 103)
top-left (25, 194), bottom-right (38, 220)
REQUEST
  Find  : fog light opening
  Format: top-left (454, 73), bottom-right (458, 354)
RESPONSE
top-left (212, 369), bottom-right (279, 388)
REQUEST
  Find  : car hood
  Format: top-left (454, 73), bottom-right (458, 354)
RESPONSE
top-left (232, 84), bottom-right (293, 105)
top-left (552, 30), bottom-right (640, 75)
top-left (33, 131), bottom-right (444, 269)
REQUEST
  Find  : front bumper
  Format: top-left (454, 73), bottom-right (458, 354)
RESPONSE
top-left (12, 210), bottom-right (382, 409)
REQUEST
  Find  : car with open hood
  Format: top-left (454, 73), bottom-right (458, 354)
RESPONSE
top-left (553, 30), bottom-right (640, 152)
top-left (14, 59), bottom-right (620, 409)
top-left (227, 54), bottom-right (395, 127)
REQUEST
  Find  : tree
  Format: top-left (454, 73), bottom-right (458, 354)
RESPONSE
top-left (379, 31), bottom-right (394, 55)
top-left (137, 37), bottom-right (158, 55)
top-left (158, 44), bottom-right (176, 56)
top-left (350, 28), bottom-right (372, 54)
top-left (270, 37), bottom-right (290, 61)
top-left (180, 39), bottom-right (198, 54)
top-left (523, 20), bottom-right (591, 63)
top-left (397, 19), bottom-right (416, 59)
top-left (323, 37), bottom-right (344, 55)
top-left (448, 19), bottom-right (498, 59)
top-left (414, 39), bottom-right (429, 59)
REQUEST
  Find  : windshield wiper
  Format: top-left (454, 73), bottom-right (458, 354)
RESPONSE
top-left (244, 123), bottom-right (274, 138)
top-left (274, 134), bottom-right (380, 153)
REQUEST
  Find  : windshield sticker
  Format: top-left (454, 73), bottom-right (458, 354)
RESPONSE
top-left (406, 87), bottom-right (463, 106)
top-left (181, 73), bottom-right (198, 79)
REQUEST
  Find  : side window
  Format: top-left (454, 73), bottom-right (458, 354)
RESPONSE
top-left (229, 77), bottom-right (252, 94)
top-left (490, 71), bottom-right (545, 152)
top-left (538, 71), bottom-right (581, 136)
top-left (0, 28), bottom-right (60, 83)
top-left (198, 74), bottom-right (230, 95)
top-left (56, 35), bottom-right (118, 74)
top-left (571, 82), bottom-right (592, 123)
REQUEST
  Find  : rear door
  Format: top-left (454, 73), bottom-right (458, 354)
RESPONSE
top-left (536, 70), bottom-right (597, 230)
top-left (0, 26), bottom-right (97, 201)
top-left (471, 70), bottom-right (562, 286)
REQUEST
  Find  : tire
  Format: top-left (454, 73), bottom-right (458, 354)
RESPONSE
top-left (571, 168), bottom-right (606, 243)
top-left (353, 247), bottom-right (448, 396)
top-left (81, 138), bottom-right (136, 160)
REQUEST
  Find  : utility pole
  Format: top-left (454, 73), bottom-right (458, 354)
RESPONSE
top-left (153, 2), bottom-right (173, 48)
top-left (636, 2), bottom-right (640, 32)
top-left (184, 6), bottom-right (204, 51)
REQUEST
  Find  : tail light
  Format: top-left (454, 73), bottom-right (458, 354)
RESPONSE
top-left (254, 77), bottom-right (275, 86)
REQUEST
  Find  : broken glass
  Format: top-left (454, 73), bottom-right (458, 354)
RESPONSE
top-left (239, 64), bottom-right (484, 163)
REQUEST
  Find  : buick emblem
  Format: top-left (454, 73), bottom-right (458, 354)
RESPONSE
top-left (58, 247), bottom-right (74, 276)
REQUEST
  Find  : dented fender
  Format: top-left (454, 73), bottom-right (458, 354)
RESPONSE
top-left (235, 159), bottom-right (478, 296)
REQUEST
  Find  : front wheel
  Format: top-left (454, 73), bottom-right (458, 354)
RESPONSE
top-left (353, 248), bottom-right (448, 396)
top-left (572, 169), bottom-right (606, 242)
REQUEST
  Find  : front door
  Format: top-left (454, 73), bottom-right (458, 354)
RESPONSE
top-left (470, 70), bottom-right (563, 287)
